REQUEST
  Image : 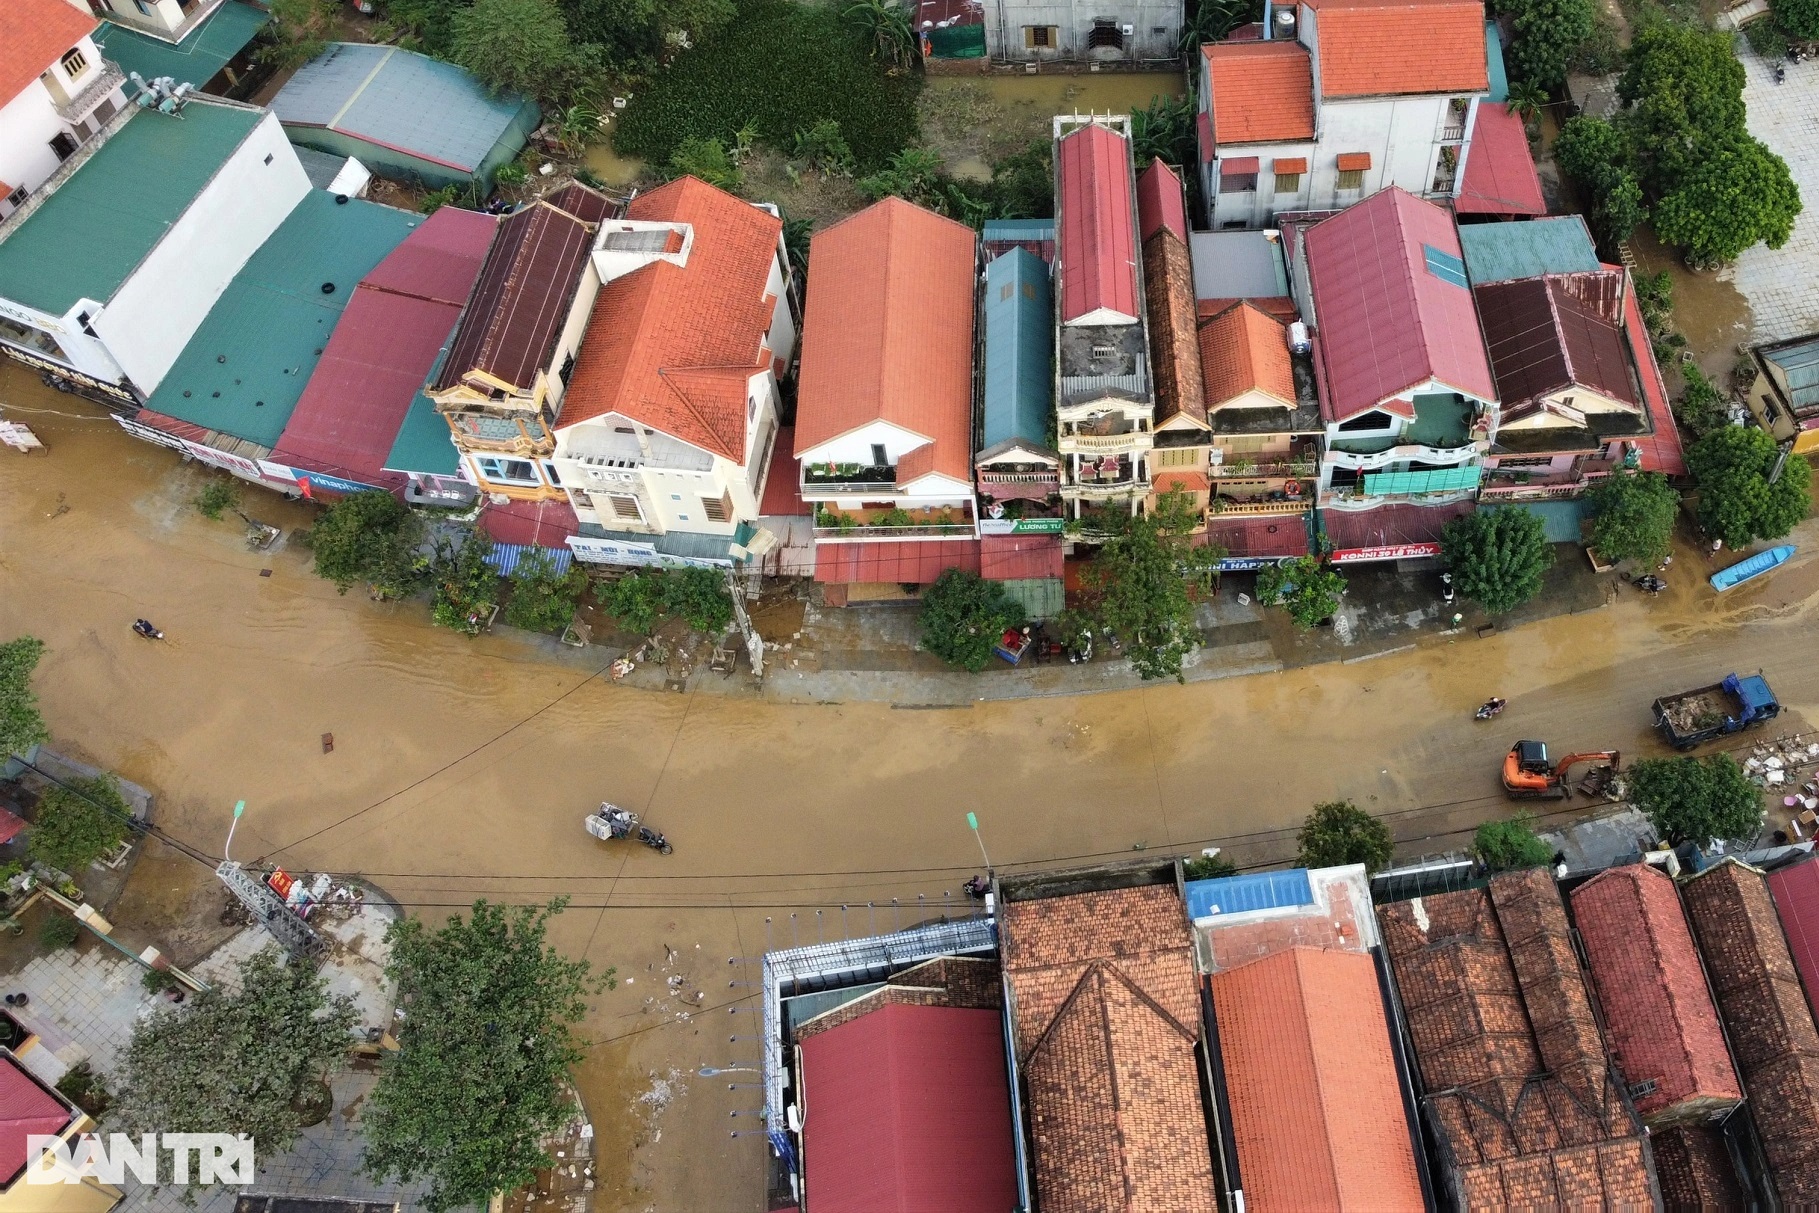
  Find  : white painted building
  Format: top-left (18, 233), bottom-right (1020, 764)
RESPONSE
top-left (551, 176), bottom-right (798, 560)
top-left (0, 0), bottom-right (127, 220)
top-left (1198, 0), bottom-right (1490, 230)
top-left (67, 0), bottom-right (233, 41)
top-left (983, 0), bottom-right (1183, 63)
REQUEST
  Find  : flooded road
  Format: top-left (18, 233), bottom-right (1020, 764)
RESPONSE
top-left (1628, 225), bottom-right (1755, 385)
top-left (5, 361), bottom-right (1819, 1208)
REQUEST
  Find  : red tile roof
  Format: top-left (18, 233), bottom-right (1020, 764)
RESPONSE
top-left (439, 184), bottom-right (610, 393)
top-left (1201, 513), bottom-right (1309, 558)
top-left (1455, 101), bottom-right (1546, 216)
top-left (798, 1003), bottom-right (1019, 1213)
top-left (563, 177), bottom-right (782, 461)
top-left (1304, 0), bottom-right (1489, 98)
top-left (1212, 948), bottom-right (1424, 1212)
top-left (1145, 229), bottom-right (1207, 427)
top-left (1322, 501), bottom-right (1473, 555)
top-left (1136, 159), bottom-right (1189, 243)
top-left (1203, 41), bottom-right (1316, 145)
top-left (1570, 864), bottom-right (1742, 1125)
top-left (274, 207), bottom-right (494, 489)
top-left (1056, 123), bottom-right (1140, 325)
top-left (1153, 469), bottom-right (1211, 494)
top-left (794, 197), bottom-right (976, 484)
top-left (813, 539), bottom-right (980, 584)
top-left (1304, 187), bottom-right (1496, 420)
top-left (0, 1054), bottom-right (73, 1187)
top-left (1199, 301), bottom-right (1296, 409)
top-left (1651, 1125), bottom-right (1747, 1209)
top-left (1617, 264), bottom-right (1687, 477)
top-left (477, 497), bottom-right (578, 549)
top-left (0, 0), bottom-right (96, 110)
top-left (980, 534), bottom-right (1062, 580)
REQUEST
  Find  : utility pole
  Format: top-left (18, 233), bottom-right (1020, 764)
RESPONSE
top-left (215, 801), bottom-right (324, 960)
top-left (725, 568), bottom-right (764, 680)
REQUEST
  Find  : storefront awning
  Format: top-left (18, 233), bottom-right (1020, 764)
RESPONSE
top-left (814, 540), bottom-right (981, 585)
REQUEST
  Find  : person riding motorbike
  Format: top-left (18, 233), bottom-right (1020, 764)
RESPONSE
top-left (132, 619), bottom-right (163, 640)
top-left (1475, 697), bottom-right (1507, 720)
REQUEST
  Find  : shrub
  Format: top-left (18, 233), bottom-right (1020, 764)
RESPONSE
top-left (595, 568), bottom-right (733, 636)
top-left (429, 532), bottom-right (500, 635)
top-left (1773, 0), bottom-right (1819, 40)
top-left (1743, 15), bottom-right (1790, 58)
top-left (1585, 471), bottom-right (1679, 567)
top-left (40, 914), bottom-right (81, 949)
top-left (57, 1062), bottom-right (110, 1118)
top-left (1255, 556), bottom-right (1346, 629)
top-left (450, 0), bottom-right (602, 107)
top-left (667, 136), bottom-right (742, 191)
top-left (0, 636), bottom-right (49, 761)
top-left (1675, 363), bottom-right (1730, 439)
top-left (1441, 508), bottom-right (1555, 614)
top-left (29, 775), bottom-right (131, 877)
top-left (1295, 800), bottom-right (1394, 871)
top-left (1473, 814), bottom-right (1555, 872)
top-left (194, 479), bottom-right (239, 521)
top-left (1182, 852), bottom-right (1238, 880)
top-left (613, 0), bottom-right (920, 173)
top-left (305, 490), bottom-right (426, 599)
top-left (502, 550), bottom-right (590, 633)
top-left (917, 569), bottom-right (1024, 672)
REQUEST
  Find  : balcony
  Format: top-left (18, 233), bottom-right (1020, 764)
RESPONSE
top-left (1210, 458), bottom-right (1316, 480)
top-left (54, 61), bottom-right (126, 124)
top-left (1063, 431), bottom-right (1153, 454)
top-left (1477, 480), bottom-right (1589, 501)
top-left (1208, 499), bottom-right (1312, 517)
top-left (978, 469), bottom-right (1060, 504)
top-left (813, 504), bottom-right (974, 541)
top-left (802, 463), bottom-right (897, 496)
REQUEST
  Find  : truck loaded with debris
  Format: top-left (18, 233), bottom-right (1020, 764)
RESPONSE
top-left (1654, 673), bottom-right (1780, 750)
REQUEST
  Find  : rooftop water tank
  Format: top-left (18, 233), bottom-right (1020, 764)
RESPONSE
top-left (1287, 321), bottom-right (1311, 355)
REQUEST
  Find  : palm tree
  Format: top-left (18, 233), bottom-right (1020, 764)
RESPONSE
top-left (845, 0), bottom-right (917, 70)
top-left (1505, 80), bottom-right (1548, 126)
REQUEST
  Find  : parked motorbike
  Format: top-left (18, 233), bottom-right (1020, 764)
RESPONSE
top-left (1475, 697), bottom-right (1507, 721)
top-left (1067, 629), bottom-right (1095, 664)
top-left (132, 618), bottom-right (164, 640)
top-left (1635, 574), bottom-right (1667, 595)
top-left (585, 803), bottom-right (673, 855)
top-left (962, 875), bottom-right (989, 900)
top-left (1776, 64), bottom-right (1788, 83)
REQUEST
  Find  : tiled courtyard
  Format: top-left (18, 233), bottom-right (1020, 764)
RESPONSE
top-left (1733, 43), bottom-right (1819, 344)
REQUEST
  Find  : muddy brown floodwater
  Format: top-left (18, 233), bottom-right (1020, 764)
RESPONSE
top-left (1628, 226), bottom-right (1756, 385)
top-left (5, 362), bottom-right (1819, 1210)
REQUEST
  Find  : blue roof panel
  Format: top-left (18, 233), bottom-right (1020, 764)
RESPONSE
top-left (1184, 869), bottom-right (1314, 920)
top-left (981, 247), bottom-right (1053, 451)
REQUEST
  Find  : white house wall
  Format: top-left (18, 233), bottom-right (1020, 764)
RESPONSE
top-left (547, 260), bottom-right (600, 411)
top-left (797, 419), bottom-right (933, 469)
top-left (91, 110), bottom-right (308, 395)
top-left (0, 32), bottom-right (120, 214)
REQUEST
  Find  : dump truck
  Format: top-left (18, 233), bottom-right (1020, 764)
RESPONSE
top-left (1501, 742), bottom-right (1622, 800)
top-left (1653, 673), bottom-right (1780, 751)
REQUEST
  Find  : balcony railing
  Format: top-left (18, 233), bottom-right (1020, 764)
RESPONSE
top-left (1064, 432), bottom-right (1153, 453)
top-left (802, 479), bottom-right (897, 495)
top-left (979, 471), bottom-right (1060, 484)
top-left (1209, 499), bottom-right (1312, 516)
top-left (54, 62), bottom-right (126, 123)
top-left (1068, 477), bottom-right (1149, 497)
top-left (1477, 480), bottom-right (1588, 500)
top-left (815, 523), bottom-right (976, 541)
top-left (802, 464), bottom-right (897, 495)
top-left (1210, 460), bottom-right (1315, 479)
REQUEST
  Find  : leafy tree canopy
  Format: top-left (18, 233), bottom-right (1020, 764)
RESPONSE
top-left (450, 0), bottom-right (601, 106)
top-left (1651, 134), bottom-right (1802, 266)
top-left (114, 948), bottom-right (356, 1181)
top-left (1441, 508), bottom-right (1555, 614)
top-left (1687, 424), bottom-right (1812, 548)
top-left (502, 549), bottom-right (590, 633)
top-left (1776, 0), bottom-right (1819, 39)
top-left (1552, 116), bottom-right (1646, 246)
top-left (1627, 753), bottom-right (1764, 844)
top-left (1585, 471), bottom-right (1680, 567)
top-left (1296, 800), bottom-right (1394, 871)
top-left (29, 775), bottom-right (130, 877)
top-left (1618, 21), bottom-right (1747, 196)
top-left (0, 636), bottom-right (48, 760)
top-left (1474, 814), bottom-right (1555, 872)
top-left (1255, 556), bottom-right (1346, 629)
top-left (260, 0), bottom-right (337, 69)
top-left (558, 0), bottom-right (735, 68)
top-left (918, 570), bottom-right (1025, 672)
top-left (429, 531), bottom-right (499, 635)
top-left (596, 568), bottom-right (733, 636)
top-left (1504, 0), bottom-right (1595, 90)
top-left (1083, 490), bottom-right (1221, 682)
top-left (306, 490), bottom-right (426, 600)
top-left (364, 900), bottom-right (603, 1212)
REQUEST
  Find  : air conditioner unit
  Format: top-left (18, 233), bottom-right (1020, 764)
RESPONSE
top-left (1121, 23), bottom-right (1133, 34)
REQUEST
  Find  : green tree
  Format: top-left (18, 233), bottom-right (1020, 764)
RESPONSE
top-left (1182, 851), bottom-right (1238, 880)
top-left (0, 636), bottom-right (49, 759)
top-left (1295, 800), bottom-right (1394, 871)
top-left (1504, 0), bottom-right (1594, 90)
top-left (113, 948), bottom-right (356, 1180)
top-left (844, 0), bottom-right (915, 69)
top-left (1255, 556), bottom-right (1346, 629)
top-left (987, 140), bottom-right (1054, 219)
top-left (667, 136), bottom-right (742, 191)
top-left (1552, 116), bottom-right (1645, 247)
top-left (595, 568), bottom-right (733, 636)
top-left (1441, 508), bottom-right (1555, 615)
top-left (1676, 363), bottom-right (1730, 440)
top-left (1084, 490), bottom-right (1221, 682)
top-left (194, 478), bottom-right (240, 521)
top-left (1687, 424), bottom-right (1812, 548)
top-left (1651, 135), bottom-right (1802, 266)
top-left (28, 775), bottom-right (130, 876)
top-left (1775, 0), bottom-right (1819, 38)
top-left (384, 0), bottom-right (468, 53)
top-left (1473, 814), bottom-right (1555, 872)
top-left (429, 531), bottom-right (500, 635)
top-left (306, 490), bottom-right (426, 599)
top-left (917, 569), bottom-right (1025, 672)
top-left (1627, 753), bottom-right (1764, 844)
top-left (450, 0), bottom-right (597, 106)
top-left (1618, 22), bottom-right (1747, 198)
top-left (364, 900), bottom-right (604, 1212)
top-left (259, 0), bottom-right (337, 69)
top-left (502, 550), bottom-right (590, 633)
top-left (1585, 471), bottom-right (1680, 567)
top-left (558, 0), bottom-right (735, 68)
top-left (1180, 0), bottom-right (1261, 49)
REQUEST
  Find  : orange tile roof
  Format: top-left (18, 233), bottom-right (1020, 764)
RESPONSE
top-left (1305, 0), bottom-right (1489, 98)
top-left (1203, 41), bottom-right (1316, 145)
top-left (0, 0), bottom-right (96, 108)
top-left (1213, 948), bottom-right (1425, 1212)
top-left (1199, 301), bottom-right (1296, 409)
top-left (1154, 469), bottom-right (1210, 493)
top-left (559, 176), bottom-right (782, 461)
top-left (794, 197), bottom-right (976, 486)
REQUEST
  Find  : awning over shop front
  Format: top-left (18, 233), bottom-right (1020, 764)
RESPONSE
top-left (1321, 501), bottom-right (1474, 562)
top-left (1203, 512), bottom-right (1311, 561)
top-left (814, 540), bottom-right (981, 584)
top-left (981, 534), bottom-right (1063, 581)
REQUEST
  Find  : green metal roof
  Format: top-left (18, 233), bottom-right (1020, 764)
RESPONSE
top-left (1485, 21), bottom-right (1509, 104)
top-left (1363, 465), bottom-right (1481, 495)
top-left (385, 389), bottom-right (460, 475)
top-left (92, 2), bottom-right (269, 91)
top-left (0, 101), bottom-right (262, 316)
top-left (1765, 335), bottom-right (1819, 410)
top-left (1457, 216), bottom-right (1600, 286)
top-left (998, 577), bottom-right (1064, 621)
top-left (146, 191), bottom-right (419, 446)
top-left (1483, 498), bottom-right (1589, 543)
top-left (982, 248), bottom-right (1053, 452)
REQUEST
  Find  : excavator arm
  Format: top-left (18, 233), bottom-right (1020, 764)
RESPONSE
top-left (1552, 751), bottom-right (1621, 780)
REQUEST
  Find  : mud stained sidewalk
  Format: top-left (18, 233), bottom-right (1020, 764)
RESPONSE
top-left (6, 369), bottom-right (1819, 1211)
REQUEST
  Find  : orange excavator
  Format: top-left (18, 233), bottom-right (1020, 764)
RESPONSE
top-left (1502, 741), bottom-right (1622, 801)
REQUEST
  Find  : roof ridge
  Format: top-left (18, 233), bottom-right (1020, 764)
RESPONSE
top-left (1630, 870), bottom-right (1711, 1104)
top-left (656, 367), bottom-right (741, 460)
top-left (1287, 948), bottom-right (1353, 1208)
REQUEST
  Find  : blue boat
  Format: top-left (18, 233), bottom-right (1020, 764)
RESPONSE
top-left (1710, 544), bottom-right (1796, 591)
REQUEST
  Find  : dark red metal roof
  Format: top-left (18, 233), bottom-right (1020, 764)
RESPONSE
top-left (1455, 102), bottom-right (1546, 217)
top-left (1057, 123), bottom-right (1139, 324)
top-left (980, 534), bottom-right (1062, 580)
top-left (1322, 501), bottom-right (1473, 560)
top-left (1203, 513), bottom-right (1309, 558)
top-left (813, 540), bottom-right (980, 584)
top-left (478, 497), bottom-right (579, 548)
top-left (1770, 858), bottom-right (1819, 1022)
top-left (0, 1055), bottom-right (72, 1186)
top-left (1136, 158), bottom-right (1189, 244)
top-left (0, 807), bottom-right (24, 846)
top-left (798, 1002), bottom-right (1018, 1213)
top-left (1617, 264), bottom-right (1687, 477)
top-left (273, 207), bottom-right (494, 490)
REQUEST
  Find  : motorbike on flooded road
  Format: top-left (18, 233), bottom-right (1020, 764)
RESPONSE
top-left (1476, 697), bottom-right (1507, 721)
top-left (585, 803), bottom-right (673, 855)
top-left (132, 618), bottom-right (164, 640)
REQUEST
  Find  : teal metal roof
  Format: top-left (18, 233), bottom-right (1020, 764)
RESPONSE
top-left (1457, 216), bottom-right (1600, 286)
top-left (1765, 336), bottom-right (1819, 410)
top-left (1485, 21), bottom-right (1509, 104)
top-left (1484, 499), bottom-right (1590, 543)
top-left (998, 577), bottom-right (1063, 620)
top-left (92, 2), bottom-right (268, 91)
top-left (385, 388), bottom-right (460, 475)
top-left (981, 248), bottom-right (1052, 452)
top-left (0, 101), bottom-right (261, 315)
top-left (1363, 465), bottom-right (1482, 494)
top-left (983, 219), bottom-right (1056, 243)
top-left (146, 191), bottom-right (419, 446)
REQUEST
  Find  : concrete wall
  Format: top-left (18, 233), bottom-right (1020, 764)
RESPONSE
top-left (92, 109), bottom-right (309, 395)
top-left (984, 0), bottom-right (1182, 61)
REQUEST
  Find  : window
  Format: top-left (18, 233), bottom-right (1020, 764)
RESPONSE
top-left (1336, 168), bottom-right (1364, 191)
top-left (133, 0), bottom-right (150, 14)
top-left (1274, 172), bottom-right (1301, 193)
top-left (476, 457), bottom-right (540, 485)
top-left (1024, 24), bottom-right (1056, 46)
top-left (60, 48), bottom-right (87, 77)
top-left (559, 352), bottom-right (576, 384)
top-left (608, 494), bottom-right (643, 521)
top-left (870, 443), bottom-right (888, 466)
top-left (1154, 447), bottom-right (1200, 468)
top-left (748, 395), bottom-right (758, 422)
top-left (5, 186), bottom-right (25, 207)
top-left (1022, 282), bottom-right (1036, 300)
top-left (1337, 410), bottom-right (1391, 433)
top-left (1000, 283), bottom-right (1014, 301)
top-left (48, 132), bottom-right (78, 162)
top-left (1087, 20), bottom-right (1124, 49)
top-left (701, 495), bottom-right (729, 523)
top-left (1497, 457), bottom-right (1554, 469)
top-left (542, 461), bottom-right (562, 486)
top-left (1220, 171), bottom-right (1257, 194)
top-left (569, 489), bottom-right (594, 509)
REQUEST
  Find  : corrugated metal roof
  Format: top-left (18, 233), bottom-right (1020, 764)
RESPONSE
top-left (1766, 336), bottom-right (1819, 410)
top-left (145, 191), bottom-right (419, 446)
top-left (0, 101), bottom-right (261, 315)
top-left (982, 248), bottom-right (1052, 452)
top-left (1455, 102), bottom-right (1546, 217)
top-left (1769, 858), bottom-right (1819, 1022)
top-left (92, 1), bottom-right (268, 91)
top-left (1056, 122), bottom-right (1139, 325)
top-left (996, 576), bottom-right (1063, 620)
top-left (1185, 869), bottom-right (1313, 920)
top-left (1485, 20), bottom-right (1509, 102)
top-left (1136, 159), bottom-right (1188, 243)
top-left (384, 389), bottom-right (459, 475)
top-left (485, 542), bottom-right (575, 577)
top-left (1457, 215), bottom-right (1600, 286)
top-left (0, 1054), bottom-right (72, 1186)
top-left (1189, 230), bottom-right (1291, 303)
top-left (982, 219), bottom-right (1055, 242)
top-left (813, 539), bottom-right (980, 584)
top-left (273, 43), bottom-right (535, 173)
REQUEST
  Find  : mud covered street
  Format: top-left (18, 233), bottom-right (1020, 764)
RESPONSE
top-left (5, 366), bottom-right (1819, 1210)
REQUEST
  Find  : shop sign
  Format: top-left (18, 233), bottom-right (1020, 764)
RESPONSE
top-left (5, 345), bottom-right (134, 402)
top-left (284, 467), bottom-right (381, 495)
top-left (1331, 542), bottom-right (1441, 565)
top-left (979, 517), bottom-right (1065, 536)
top-left (567, 536), bottom-right (728, 569)
top-left (267, 868), bottom-right (295, 900)
top-left (182, 441), bottom-right (264, 481)
top-left (1218, 556), bottom-right (1297, 572)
